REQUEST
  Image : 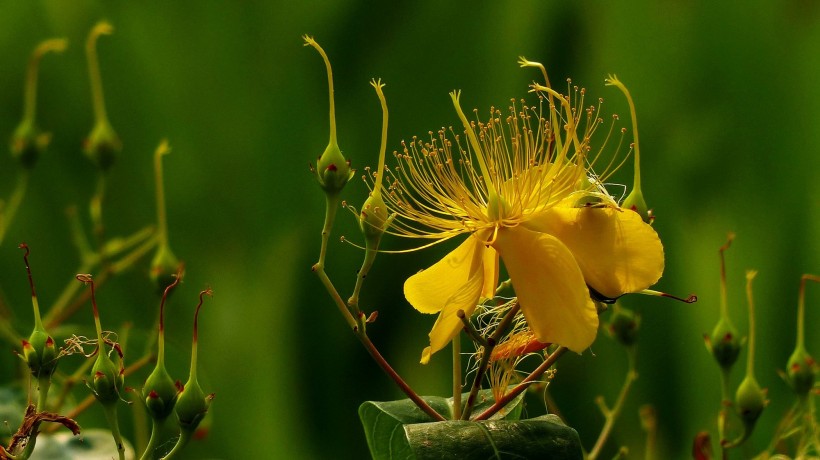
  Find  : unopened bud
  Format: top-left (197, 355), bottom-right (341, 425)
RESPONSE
top-left (606, 304), bottom-right (640, 347)
top-left (706, 318), bottom-right (741, 371)
top-left (786, 347), bottom-right (817, 397)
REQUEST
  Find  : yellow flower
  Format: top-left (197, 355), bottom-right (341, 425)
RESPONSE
top-left (381, 67), bottom-right (664, 364)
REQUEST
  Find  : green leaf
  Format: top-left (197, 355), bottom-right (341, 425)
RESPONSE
top-left (405, 415), bottom-right (582, 460)
top-left (358, 389), bottom-right (530, 460)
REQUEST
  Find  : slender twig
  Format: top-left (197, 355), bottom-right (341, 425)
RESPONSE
top-left (357, 332), bottom-right (445, 421)
top-left (474, 346), bottom-right (568, 421)
top-left (588, 347), bottom-right (638, 460)
top-left (452, 335), bottom-right (462, 420)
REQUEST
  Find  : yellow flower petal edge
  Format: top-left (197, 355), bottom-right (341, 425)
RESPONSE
top-left (525, 206), bottom-right (664, 299)
top-left (404, 234), bottom-right (486, 314)
top-left (493, 226), bottom-right (599, 353)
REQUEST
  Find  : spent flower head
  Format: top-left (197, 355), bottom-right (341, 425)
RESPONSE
top-left (379, 60), bottom-right (664, 363)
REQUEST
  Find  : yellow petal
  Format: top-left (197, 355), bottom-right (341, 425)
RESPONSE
top-left (493, 226), bottom-right (598, 353)
top-left (405, 234), bottom-right (488, 364)
top-left (481, 245), bottom-right (499, 300)
top-left (525, 206), bottom-right (664, 299)
top-left (404, 234), bottom-right (486, 314)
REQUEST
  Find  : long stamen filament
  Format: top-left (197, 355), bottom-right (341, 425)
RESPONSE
top-left (450, 91), bottom-right (498, 198)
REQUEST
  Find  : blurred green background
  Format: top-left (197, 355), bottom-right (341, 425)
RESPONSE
top-left (0, 1), bottom-right (818, 458)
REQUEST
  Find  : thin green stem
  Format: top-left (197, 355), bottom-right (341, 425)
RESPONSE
top-left (745, 271), bottom-right (757, 378)
top-left (315, 195), bottom-right (340, 271)
top-left (475, 346), bottom-right (568, 421)
top-left (452, 334), bottom-right (462, 420)
top-left (160, 430), bottom-right (191, 460)
top-left (140, 415), bottom-right (174, 460)
top-left (0, 172), bottom-right (30, 245)
top-left (90, 174), bottom-right (107, 248)
top-left (357, 332), bottom-right (445, 422)
top-left (154, 141), bottom-right (171, 249)
top-left (588, 347), bottom-right (638, 460)
top-left (314, 266), bottom-right (357, 330)
top-left (86, 22), bottom-right (113, 125)
top-left (36, 376), bottom-right (51, 412)
top-left (102, 403), bottom-right (126, 460)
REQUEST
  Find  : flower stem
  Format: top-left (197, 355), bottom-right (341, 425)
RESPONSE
top-left (102, 403), bottom-right (126, 460)
top-left (588, 347), bottom-right (638, 460)
top-left (0, 172), bottom-right (30, 245)
top-left (356, 332), bottom-right (446, 421)
top-left (86, 21), bottom-right (113, 126)
top-left (452, 334), bottom-right (462, 420)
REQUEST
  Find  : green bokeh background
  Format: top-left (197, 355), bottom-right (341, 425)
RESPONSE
top-left (0, 2), bottom-right (818, 458)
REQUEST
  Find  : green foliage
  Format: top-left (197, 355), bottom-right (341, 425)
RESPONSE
top-left (359, 389), bottom-right (540, 459)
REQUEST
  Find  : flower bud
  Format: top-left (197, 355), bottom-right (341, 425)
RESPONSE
top-left (91, 350), bottom-right (125, 405)
top-left (21, 330), bottom-right (58, 379)
top-left (360, 184), bottom-right (390, 242)
top-left (606, 304), bottom-right (640, 347)
top-left (734, 375), bottom-right (766, 429)
top-left (304, 35), bottom-right (354, 196)
top-left (786, 274), bottom-right (820, 397)
top-left (150, 245), bottom-right (181, 296)
top-left (175, 289), bottom-right (214, 434)
top-left (142, 273), bottom-right (182, 420)
top-left (706, 234), bottom-right (741, 370)
top-left (84, 21), bottom-right (121, 172)
top-left (10, 38), bottom-right (67, 169)
top-left (10, 120), bottom-right (51, 169)
top-left (786, 347), bottom-right (817, 397)
top-left (83, 120), bottom-right (122, 171)
top-left (175, 379), bottom-right (214, 433)
top-left (17, 244), bottom-right (59, 382)
top-left (706, 318), bottom-right (741, 371)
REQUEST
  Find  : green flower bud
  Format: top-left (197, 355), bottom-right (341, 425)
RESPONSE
top-left (706, 318), bottom-right (741, 371)
top-left (150, 245), bottom-right (181, 296)
top-left (91, 351), bottom-right (124, 405)
top-left (76, 274), bottom-right (124, 405)
top-left (10, 38), bottom-right (67, 169)
top-left (175, 378), bottom-right (214, 433)
top-left (143, 272), bottom-right (182, 420)
top-left (17, 244), bottom-right (60, 381)
top-left (176, 289), bottom-right (214, 433)
top-left (83, 120), bottom-right (121, 171)
top-left (304, 35), bottom-right (354, 196)
top-left (605, 75), bottom-right (652, 224)
top-left (359, 191), bottom-right (389, 244)
top-left (606, 304), bottom-right (640, 347)
top-left (786, 347), bottom-right (817, 397)
top-left (10, 120), bottom-right (51, 169)
top-left (21, 330), bottom-right (58, 378)
top-left (787, 274), bottom-right (820, 397)
top-left (316, 144), bottom-right (353, 196)
top-left (84, 21), bottom-right (121, 172)
top-left (735, 375), bottom-right (766, 428)
top-left (706, 233), bottom-right (741, 370)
